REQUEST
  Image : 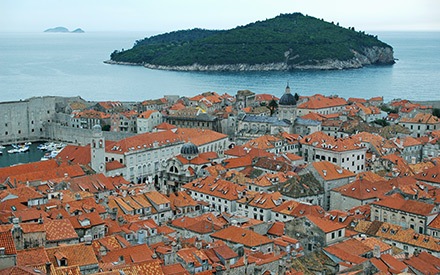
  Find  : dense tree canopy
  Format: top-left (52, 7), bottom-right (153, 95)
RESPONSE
top-left (111, 13), bottom-right (392, 67)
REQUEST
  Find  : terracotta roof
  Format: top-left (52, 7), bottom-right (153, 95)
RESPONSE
top-left (355, 171), bottom-right (386, 183)
top-left (310, 161), bottom-right (356, 180)
top-left (404, 252), bottom-right (440, 274)
top-left (243, 135), bottom-right (281, 150)
top-left (380, 253), bottom-right (408, 272)
top-left (63, 173), bottom-right (117, 194)
top-left (174, 128), bottom-right (227, 147)
top-left (106, 160), bottom-right (125, 171)
top-left (400, 113), bottom-right (440, 124)
top-left (298, 95), bottom-right (347, 110)
top-left (68, 211), bottom-right (105, 229)
top-left (301, 131), bottom-right (368, 152)
top-left (210, 226), bottom-right (272, 248)
top-left (255, 94), bottom-right (279, 102)
top-left (272, 200), bottom-right (325, 218)
top-left (106, 130), bottom-right (182, 154)
top-left (177, 247), bottom-right (210, 267)
top-left (17, 247), bottom-right (49, 267)
top-left (44, 219), bottom-right (78, 242)
top-left (323, 246), bottom-right (367, 265)
top-left (101, 244), bottom-right (154, 264)
top-left (371, 196), bottom-right (436, 216)
top-left (168, 191), bottom-right (198, 210)
top-left (144, 190), bottom-right (171, 206)
top-left (415, 165), bottom-right (440, 185)
top-left (301, 112), bottom-right (328, 121)
top-left (161, 263), bottom-right (189, 275)
top-left (55, 145), bottom-right (91, 166)
top-left (138, 110), bottom-right (159, 119)
top-left (45, 243), bottom-right (98, 268)
top-left (0, 159), bottom-right (60, 182)
top-left (332, 179), bottom-right (391, 200)
top-left (183, 176), bottom-right (246, 201)
top-left (238, 191), bottom-right (283, 209)
top-left (154, 122), bottom-right (177, 130)
top-left (3, 186), bottom-right (45, 202)
top-left (0, 266), bottom-right (45, 275)
top-left (306, 215), bottom-right (346, 233)
top-left (8, 164), bottom-right (85, 184)
top-left (0, 230), bottom-right (16, 255)
top-left (267, 221), bottom-right (285, 237)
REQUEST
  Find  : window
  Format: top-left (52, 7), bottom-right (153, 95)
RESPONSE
top-left (331, 232), bottom-right (335, 239)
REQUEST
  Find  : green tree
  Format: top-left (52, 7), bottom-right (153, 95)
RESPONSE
top-left (294, 93), bottom-right (300, 101)
top-left (102, 125), bottom-right (111, 131)
top-left (268, 99), bottom-right (278, 116)
top-left (433, 108), bottom-right (440, 118)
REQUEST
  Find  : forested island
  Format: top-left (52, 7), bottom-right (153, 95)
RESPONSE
top-left (107, 13), bottom-right (394, 71)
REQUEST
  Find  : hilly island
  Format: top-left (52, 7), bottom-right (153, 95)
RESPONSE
top-left (107, 13), bottom-right (395, 71)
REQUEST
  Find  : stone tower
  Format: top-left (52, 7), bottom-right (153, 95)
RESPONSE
top-left (277, 82), bottom-right (297, 123)
top-left (91, 124), bottom-right (106, 174)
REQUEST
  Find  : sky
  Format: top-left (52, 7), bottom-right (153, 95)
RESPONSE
top-left (1, 0), bottom-right (440, 33)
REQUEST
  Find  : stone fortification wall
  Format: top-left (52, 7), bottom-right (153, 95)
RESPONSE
top-left (45, 123), bottom-right (135, 145)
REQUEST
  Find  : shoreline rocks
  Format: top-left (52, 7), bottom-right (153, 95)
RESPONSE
top-left (106, 46), bottom-right (395, 72)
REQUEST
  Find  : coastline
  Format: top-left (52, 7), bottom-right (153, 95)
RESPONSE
top-left (104, 46), bottom-right (394, 72)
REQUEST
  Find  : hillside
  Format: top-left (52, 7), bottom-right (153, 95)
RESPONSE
top-left (108, 13), bottom-right (394, 71)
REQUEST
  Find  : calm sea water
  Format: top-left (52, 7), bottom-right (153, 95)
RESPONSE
top-left (0, 143), bottom-right (45, 168)
top-left (0, 31), bottom-right (439, 102)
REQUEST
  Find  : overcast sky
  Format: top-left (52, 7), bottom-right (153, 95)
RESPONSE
top-left (1, 0), bottom-right (440, 33)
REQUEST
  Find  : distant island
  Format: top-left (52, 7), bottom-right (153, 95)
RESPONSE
top-left (44, 27), bottom-right (85, 33)
top-left (107, 13), bottom-right (394, 71)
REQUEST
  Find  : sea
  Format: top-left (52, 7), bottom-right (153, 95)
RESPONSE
top-left (0, 31), bottom-right (440, 103)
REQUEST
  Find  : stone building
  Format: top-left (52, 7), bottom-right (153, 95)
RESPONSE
top-left (370, 196), bottom-right (438, 234)
top-left (300, 161), bottom-right (356, 210)
top-left (285, 215), bottom-right (346, 252)
top-left (277, 83), bottom-right (297, 123)
top-left (0, 96), bottom-right (56, 144)
top-left (137, 110), bottom-right (163, 133)
top-left (235, 90), bottom-right (256, 109)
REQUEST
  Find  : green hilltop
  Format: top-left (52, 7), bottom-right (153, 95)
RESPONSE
top-left (109, 13), bottom-right (394, 70)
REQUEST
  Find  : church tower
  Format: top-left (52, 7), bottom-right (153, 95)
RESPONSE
top-left (277, 82), bottom-right (297, 123)
top-left (91, 124), bottom-right (106, 174)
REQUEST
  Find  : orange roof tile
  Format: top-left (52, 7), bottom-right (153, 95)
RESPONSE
top-left (0, 230), bottom-right (16, 255)
top-left (44, 219), bottom-right (78, 242)
top-left (210, 226), bottom-right (272, 248)
top-left (298, 95), bottom-right (347, 110)
top-left (306, 215), bottom-right (346, 233)
top-left (101, 244), bottom-right (154, 264)
top-left (55, 145), bottom-right (91, 166)
top-left (45, 243), bottom-right (98, 268)
top-left (17, 247), bottom-right (49, 267)
top-left (372, 196), bottom-right (435, 216)
top-left (400, 113), bottom-right (440, 124)
top-left (183, 176), bottom-right (246, 201)
top-left (310, 161), bottom-right (356, 180)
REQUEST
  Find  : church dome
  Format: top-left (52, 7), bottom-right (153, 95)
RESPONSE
top-left (279, 93), bottom-right (296, 105)
top-left (279, 82), bottom-right (296, 105)
top-left (181, 141), bottom-right (199, 156)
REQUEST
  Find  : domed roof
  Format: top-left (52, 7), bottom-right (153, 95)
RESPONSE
top-left (181, 141), bottom-right (199, 155)
top-left (93, 124), bottom-right (102, 132)
top-left (279, 93), bottom-right (296, 105)
top-left (279, 82), bottom-right (296, 105)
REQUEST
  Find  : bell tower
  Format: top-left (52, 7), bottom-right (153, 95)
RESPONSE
top-left (91, 125), bottom-right (106, 174)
